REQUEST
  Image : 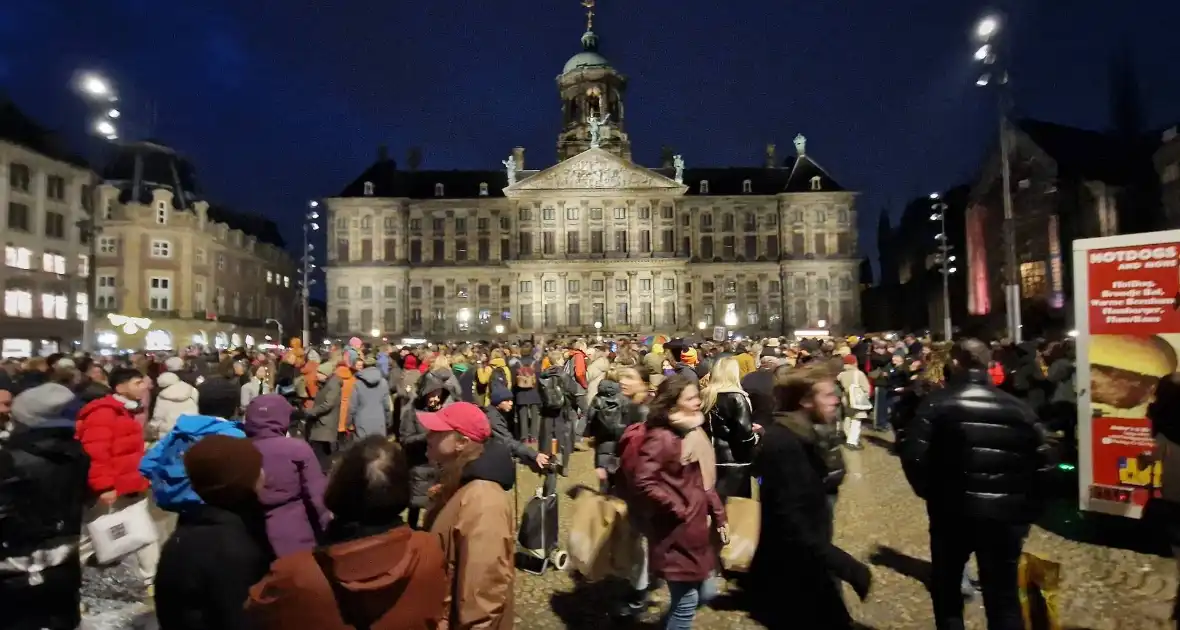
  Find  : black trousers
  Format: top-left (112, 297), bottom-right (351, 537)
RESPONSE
top-left (310, 439), bottom-right (339, 472)
top-left (928, 507), bottom-right (1030, 630)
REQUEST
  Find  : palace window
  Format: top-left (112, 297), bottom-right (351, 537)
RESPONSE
top-left (363, 181), bottom-right (374, 196)
top-left (742, 179), bottom-right (752, 193)
top-left (434, 183), bottom-right (445, 197)
top-left (699, 180), bottom-right (709, 194)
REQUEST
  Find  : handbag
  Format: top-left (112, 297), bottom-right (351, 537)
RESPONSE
top-left (848, 382), bottom-right (873, 411)
top-left (85, 499), bottom-right (157, 565)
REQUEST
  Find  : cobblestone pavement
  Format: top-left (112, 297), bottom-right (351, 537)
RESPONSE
top-left (513, 435), bottom-right (1178, 629)
top-left (83, 433), bottom-right (1178, 629)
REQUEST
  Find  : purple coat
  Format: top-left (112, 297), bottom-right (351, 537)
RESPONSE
top-left (242, 394), bottom-right (331, 557)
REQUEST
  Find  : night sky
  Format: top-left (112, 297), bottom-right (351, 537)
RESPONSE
top-left (3, 0), bottom-right (1180, 274)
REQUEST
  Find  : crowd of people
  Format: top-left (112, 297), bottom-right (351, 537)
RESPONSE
top-left (0, 330), bottom-right (1172, 629)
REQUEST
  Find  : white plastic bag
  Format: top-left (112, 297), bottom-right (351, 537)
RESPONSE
top-left (85, 500), bottom-right (156, 565)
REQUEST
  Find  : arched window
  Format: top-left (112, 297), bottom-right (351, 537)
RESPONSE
top-left (699, 180), bottom-right (709, 194)
top-left (362, 181), bottom-right (374, 196)
top-left (360, 216), bottom-right (372, 229)
top-left (434, 183), bottom-right (445, 197)
top-left (479, 182), bottom-right (489, 196)
top-left (742, 179), bottom-right (752, 193)
top-left (809, 176), bottom-right (822, 191)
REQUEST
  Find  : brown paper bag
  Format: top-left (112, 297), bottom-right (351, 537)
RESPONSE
top-left (567, 490), bottom-right (637, 582)
top-left (1018, 552), bottom-right (1061, 630)
top-left (720, 497), bottom-right (761, 573)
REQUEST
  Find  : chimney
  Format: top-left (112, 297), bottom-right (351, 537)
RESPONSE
top-left (407, 147), bottom-right (422, 171)
top-left (765, 143), bottom-right (777, 168)
top-left (661, 146), bottom-right (674, 168)
top-left (512, 146), bottom-right (526, 171)
top-left (377, 144), bottom-right (389, 162)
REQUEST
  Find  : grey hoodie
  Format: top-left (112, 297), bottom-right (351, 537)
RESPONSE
top-left (349, 366), bottom-right (391, 438)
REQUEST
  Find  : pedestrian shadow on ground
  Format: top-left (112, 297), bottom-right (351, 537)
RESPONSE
top-left (868, 544), bottom-right (932, 590)
top-left (861, 434), bottom-right (896, 454)
top-left (550, 576), bottom-right (662, 629)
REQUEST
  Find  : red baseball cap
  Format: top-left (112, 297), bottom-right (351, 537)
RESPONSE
top-left (417, 402), bottom-right (492, 442)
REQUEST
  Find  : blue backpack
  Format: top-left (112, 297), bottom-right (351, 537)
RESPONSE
top-left (140, 415), bottom-right (246, 512)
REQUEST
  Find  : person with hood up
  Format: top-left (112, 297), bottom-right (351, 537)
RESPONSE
top-left (586, 373), bottom-right (630, 492)
top-left (149, 370), bottom-right (201, 440)
top-left (0, 382), bottom-right (91, 630)
top-left (247, 437), bottom-right (448, 629)
top-left (154, 435), bottom-right (274, 630)
top-left (349, 356), bottom-right (392, 439)
top-left (421, 402), bottom-right (516, 630)
top-left (75, 367), bottom-right (160, 595)
top-left (418, 355), bottom-right (464, 406)
top-left (244, 394), bottom-right (331, 557)
top-left (140, 385), bottom-right (247, 514)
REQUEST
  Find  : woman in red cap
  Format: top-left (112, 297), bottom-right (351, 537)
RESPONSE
top-left (420, 402), bottom-right (517, 630)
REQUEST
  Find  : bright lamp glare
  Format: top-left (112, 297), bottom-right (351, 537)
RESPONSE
top-left (929, 192), bottom-right (940, 200)
top-left (309, 200), bottom-right (319, 208)
top-left (976, 16), bottom-right (999, 39)
top-left (308, 211), bottom-right (319, 220)
top-left (311, 223), bottom-right (320, 231)
top-left (94, 120), bottom-right (116, 136)
top-left (107, 108), bottom-right (121, 119)
top-left (81, 74), bottom-right (111, 97)
top-left (930, 213), bottom-right (941, 221)
top-left (974, 44), bottom-right (991, 62)
top-left (948, 267), bottom-right (958, 273)
top-left (976, 74), bottom-right (990, 87)
top-left (948, 255), bottom-right (957, 262)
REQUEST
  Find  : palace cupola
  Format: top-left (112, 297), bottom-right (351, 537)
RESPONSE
top-left (556, 0), bottom-right (632, 162)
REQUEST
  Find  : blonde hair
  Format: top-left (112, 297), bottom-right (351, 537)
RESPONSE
top-left (701, 355), bottom-right (742, 414)
top-left (431, 355), bottom-right (451, 372)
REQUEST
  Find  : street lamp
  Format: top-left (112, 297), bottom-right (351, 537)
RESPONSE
top-left (265, 318), bottom-right (284, 345)
top-left (494, 324), bottom-right (505, 335)
top-left (370, 328), bottom-right (381, 338)
top-left (930, 193), bottom-right (956, 341)
top-left (973, 12), bottom-right (1021, 341)
top-left (697, 321), bottom-right (706, 331)
top-left (300, 201), bottom-right (321, 346)
top-left (73, 71), bottom-right (122, 352)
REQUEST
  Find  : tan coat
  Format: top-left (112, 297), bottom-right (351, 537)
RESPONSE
top-left (429, 478), bottom-right (516, 630)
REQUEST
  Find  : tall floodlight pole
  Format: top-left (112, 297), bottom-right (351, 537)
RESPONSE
top-left (301, 201), bottom-right (321, 346)
top-left (929, 193), bottom-right (959, 341)
top-left (974, 14), bottom-right (1021, 342)
top-left (74, 71), bottom-right (120, 352)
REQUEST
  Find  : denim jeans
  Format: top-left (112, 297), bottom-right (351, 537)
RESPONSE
top-left (665, 579), bottom-right (718, 630)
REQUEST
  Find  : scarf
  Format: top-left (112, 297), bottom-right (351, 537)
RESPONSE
top-left (335, 365), bottom-right (357, 433)
top-left (667, 410), bottom-right (716, 491)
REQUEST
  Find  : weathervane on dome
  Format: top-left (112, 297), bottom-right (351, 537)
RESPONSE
top-left (582, 0), bottom-right (596, 31)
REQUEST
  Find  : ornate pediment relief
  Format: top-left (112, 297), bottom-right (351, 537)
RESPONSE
top-left (506, 148), bottom-right (685, 195)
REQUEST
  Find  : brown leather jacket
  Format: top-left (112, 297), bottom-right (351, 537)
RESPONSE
top-left (429, 440), bottom-right (517, 630)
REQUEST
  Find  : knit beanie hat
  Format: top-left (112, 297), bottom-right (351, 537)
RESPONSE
top-left (490, 384), bottom-right (514, 407)
top-left (842, 354), bottom-right (858, 366)
top-left (184, 435), bottom-right (263, 508)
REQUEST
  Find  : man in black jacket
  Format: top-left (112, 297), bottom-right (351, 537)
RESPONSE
top-left (898, 338), bottom-right (1051, 630)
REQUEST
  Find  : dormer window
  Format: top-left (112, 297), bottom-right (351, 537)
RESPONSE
top-left (434, 183), bottom-right (445, 197)
top-left (742, 179), bottom-right (752, 194)
top-left (809, 176), bottom-right (822, 191)
top-left (362, 181), bottom-right (374, 196)
top-left (156, 201), bottom-right (168, 225)
top-left (479, 182), bottom-right (489, 196)
top-left (699, 180), bottom-right (709, 194)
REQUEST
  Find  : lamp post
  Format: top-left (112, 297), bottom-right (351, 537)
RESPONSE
top-left (301, 202), bottom-right (321, 346)
top-left (974, 14), bottom-right (1021, 342)
top-left (265, 318), bottom-right (284, 346)
top-left (929, 193), bottom-right (959, 341)
top-left (74, 71), bottom-right (121, 352)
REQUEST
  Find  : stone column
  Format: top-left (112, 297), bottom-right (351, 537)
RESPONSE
top-left (627, 270), bottom-right (638, 329)
top-left (603, 271), bottom-right (615, 330)
top-left (557, 271), bottom-right (569, 328)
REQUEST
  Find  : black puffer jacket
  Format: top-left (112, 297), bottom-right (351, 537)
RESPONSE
top-left (0, 420), bottom-right (90, 630)
top-left (897, 369), bottom-right (1052, 523)
top-left (705, 391), bottom-right (757, 466)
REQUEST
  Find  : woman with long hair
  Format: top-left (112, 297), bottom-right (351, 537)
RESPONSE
top-left (631, 375), bottom-right (726, 629)
top-left (700, 356), bottom-right (758, 500)
top-left (420, 402), bottom-right (516, 630)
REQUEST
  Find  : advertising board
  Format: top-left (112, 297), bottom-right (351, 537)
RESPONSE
top-left (1074, 232), bottom-right (1180, 517)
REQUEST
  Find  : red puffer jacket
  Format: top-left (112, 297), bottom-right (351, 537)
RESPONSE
top-left (75, 396), bottom-right (150, 496)
top-left (631, 424), bottom-right (725, 582)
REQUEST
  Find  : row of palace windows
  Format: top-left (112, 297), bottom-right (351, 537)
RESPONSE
top-left (357, 176), bottom-right (825, 198)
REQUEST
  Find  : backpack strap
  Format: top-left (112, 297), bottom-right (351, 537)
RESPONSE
top-left (311, 548), bottom-right (371, 630)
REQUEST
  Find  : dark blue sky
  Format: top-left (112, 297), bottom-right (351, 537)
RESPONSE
top-left (3, 0), bottom-right (1179, 271)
